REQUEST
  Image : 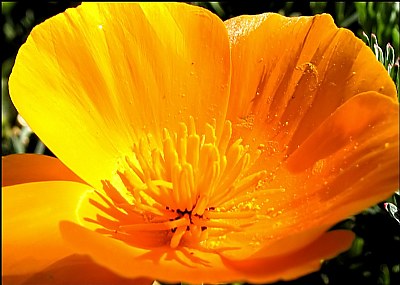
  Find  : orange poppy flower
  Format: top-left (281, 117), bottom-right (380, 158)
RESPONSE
top-left (2, 2), bottom-right (399, 284)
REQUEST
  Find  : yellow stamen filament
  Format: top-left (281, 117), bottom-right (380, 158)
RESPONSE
top-left (120, 217), bottom-right (189, 232)
top-left (88, 117), bottom-right (268, 249)
top-left (170, 225), bottom-right (187, 248)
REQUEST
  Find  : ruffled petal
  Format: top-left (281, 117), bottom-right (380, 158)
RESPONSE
top-left (9, 3), bottom-right (230, 190)
top-left (2, 154), bottom-right (85, 187)
top-left (246, 93), bottom-right (396, 254)
top-left (212, 92), bottom-right (397, 262)
top-left (2, 181), bottom-right (95, 276)
top-left (220, 12), bottom-right (398, 265)
top-left (225, 13), bottom-right (396, 154)
top-left (285, 92), bottom-right (398, 223)
top-left (3, 254), bottom-right (153, 285)
top-left (217, 224), bottom-right (330, 261)
top-left (286, 92), bottom-right (398, 173)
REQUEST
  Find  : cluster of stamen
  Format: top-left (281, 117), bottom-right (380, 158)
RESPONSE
top-left (88, 117), bottom-right (266, 248)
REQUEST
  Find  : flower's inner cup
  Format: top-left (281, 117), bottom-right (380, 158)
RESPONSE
top-left (86, 116), bottom-right (270, 249)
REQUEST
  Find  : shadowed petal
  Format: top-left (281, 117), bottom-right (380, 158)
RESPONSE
top-left (59, 221), bottom-right (246, 284)
top-left (2, 181), bottom-right (96, 276)
top-left (2, 154), bottom-right (85, 187)
top-left (3, 255), bottom-right (153, 285)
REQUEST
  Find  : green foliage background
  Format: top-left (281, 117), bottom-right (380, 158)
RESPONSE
top-left (1, 2), bottom-right (399, 285)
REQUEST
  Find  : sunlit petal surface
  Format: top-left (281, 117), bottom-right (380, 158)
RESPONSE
top-left (9, 2), bottom-right (230, 190)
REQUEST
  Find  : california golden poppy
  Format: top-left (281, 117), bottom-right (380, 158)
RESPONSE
top-left (2, 2), bottom-right (399, 285)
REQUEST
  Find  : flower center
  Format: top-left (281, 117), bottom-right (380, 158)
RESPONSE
top-left (87, 117), bottom-right (267, 248)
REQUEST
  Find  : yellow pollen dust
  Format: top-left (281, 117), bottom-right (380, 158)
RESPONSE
top-left (97, 117), bottom-right (266, 249)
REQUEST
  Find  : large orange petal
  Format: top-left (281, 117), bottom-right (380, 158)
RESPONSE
top-left (285, 92), bottom-right (398, 223)
top-left (2, 181), bottom-right (96, 276)
top-left (9, 3), bottom-right (230, 190)
top-left (3, 254), bottom-right (153, 285)
top-left (224, 92), bottom-right (398, 258)
top-left (225, 13), bottom-right (396, 154)
top-left (2, 154), bottom-right (85, 187)
top-left (219, 12), bottom-right (398, 263)
top-left (213, 92), bottom-right (398, 261)
top-left (222, 230), bottom-right (355, 284)
top-left (60, 221), bottom-right (246, 284)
